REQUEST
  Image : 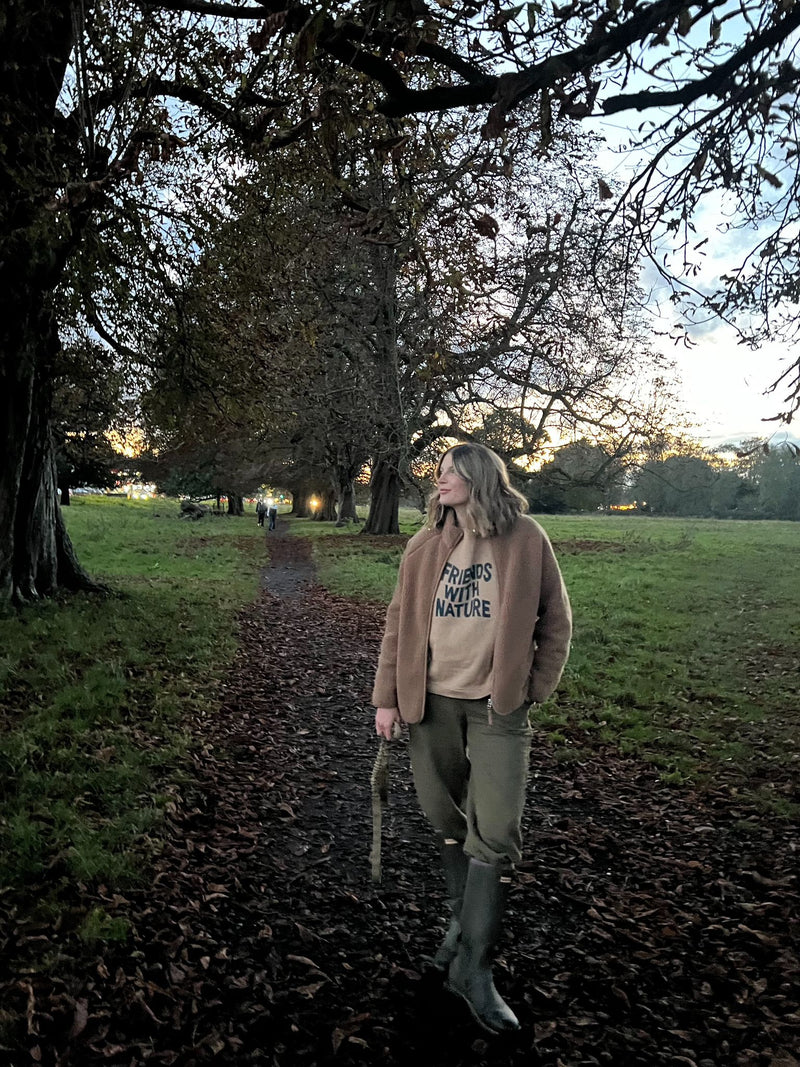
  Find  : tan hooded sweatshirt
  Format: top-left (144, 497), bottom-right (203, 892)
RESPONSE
top-left (371, 514), bottom-right (572, 722)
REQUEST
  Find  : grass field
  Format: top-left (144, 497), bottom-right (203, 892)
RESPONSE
top-left (298, 509), bottom-right (800, 815)
top-left (0, 496), bottom-right (264, 890)
top-left (1, 500), bottom-right (797, 898)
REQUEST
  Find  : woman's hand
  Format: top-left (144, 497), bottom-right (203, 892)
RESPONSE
top-left (375, 707), bottom-right (401, 740)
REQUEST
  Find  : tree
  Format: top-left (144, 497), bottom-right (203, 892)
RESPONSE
top-left (149, 0), bottom-right (800, 419)
top-left (707, 468), bottom-right (753, 518)
top-left (754, 446), bottom-right (800, 520)
top-left (2, 4), bottom-right (185, 600)
top-left (10, 0), bottom-right (795, 604)
top-left (527, 440), bottom-right (628, 513)
top-left (52, 333), bottom-right (130, 505)
top-left (139, 160), bottom-right (383, 524)
top-left (623, 435), bottom-right (800, 518)
top-left (180, 107), bottom-right (675, 530)
top-left (2, 1), bottom-right (327, 602)
top-left (171, 92), bottom-right (681, 530)
top-left (632, 452), bottom-right (722, 516)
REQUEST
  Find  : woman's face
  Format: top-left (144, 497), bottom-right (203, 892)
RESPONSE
top-left (437, 453), bottom-right (470, 510)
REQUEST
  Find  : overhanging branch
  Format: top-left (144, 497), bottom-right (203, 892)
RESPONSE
top-left (603, 4), bottom-right (800, 115)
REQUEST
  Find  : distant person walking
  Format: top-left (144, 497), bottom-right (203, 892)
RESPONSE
top-left (372, 442), bottom-right (572, 1034)
top-left (268, 503), bottom-right (278, 531)
top-left (256, 500), bottom-right (266, 527)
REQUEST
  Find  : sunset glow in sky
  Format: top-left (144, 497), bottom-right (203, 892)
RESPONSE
top-left (590, 115), bottom-right (797, 448)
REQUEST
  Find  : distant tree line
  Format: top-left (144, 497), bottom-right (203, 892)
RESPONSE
top-left (525, 439), bottom-right (800, 521)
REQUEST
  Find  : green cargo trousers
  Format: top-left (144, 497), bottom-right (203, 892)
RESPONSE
top-left (408, 693), bottom-right (533, 869)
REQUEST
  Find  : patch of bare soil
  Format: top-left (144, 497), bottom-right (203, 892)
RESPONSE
top-left (552, 540), bottom-right (628, 554)
top-left (1, 533), bottom-right (798, 1066)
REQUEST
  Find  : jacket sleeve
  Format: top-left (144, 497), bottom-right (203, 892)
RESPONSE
top-left (527, 536), bottom-right (572, 704)
top-left (371, 552), bottom-right (407, 709)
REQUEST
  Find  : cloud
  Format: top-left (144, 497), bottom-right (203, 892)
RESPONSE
top-left (587, 114), bottom-right (797, 441)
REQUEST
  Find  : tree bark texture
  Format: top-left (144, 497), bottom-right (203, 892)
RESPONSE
top-left (313, 488), bottom-right (337, 522)
top-left (0, 3), bottom-right (94, 605)
top-left (362, 245), bottom-right (405, 536)
top-left (291, 492), bottom-right (320, 518)
top-left (335, 479), bottom-right (359, 526)
top-left (332, 458), bottom-right (362, 526)
top-left (0, 307), bottom-right (96, 603)
top-left (363, 457), bottom-right (401, 535)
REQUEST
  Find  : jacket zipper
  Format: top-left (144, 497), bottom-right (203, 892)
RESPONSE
top-left (487, 696), bottom-right (494, 726)
top-left (422, 528), bottom-right (464, 718)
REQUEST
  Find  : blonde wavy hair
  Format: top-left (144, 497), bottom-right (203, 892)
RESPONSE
top-left (426, 442), bottom-right (529, 537)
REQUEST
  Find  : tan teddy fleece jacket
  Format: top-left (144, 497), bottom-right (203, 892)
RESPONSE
top-left (371, 514), bottom-right (572, 722)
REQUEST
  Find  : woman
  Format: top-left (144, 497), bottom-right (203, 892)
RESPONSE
top-left (372, 442), bottom-right (572, 1034)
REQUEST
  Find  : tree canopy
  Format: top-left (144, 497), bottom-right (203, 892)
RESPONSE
top-left (3, 0), bottom-right (800, 604)
top-left (628, 439), bottom-right (800, 519)
top-left (138, 86), bottom-right (675, 527)
top-left (141, 0), bottom-right (800, 419)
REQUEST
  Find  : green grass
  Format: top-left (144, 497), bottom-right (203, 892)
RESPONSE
top-left (78, 906), bottom-right (132, 945)
top-left (292, 512), bottom-right (800, 814)
top-left (293, 507), bottom-right (423, 601)
top-left (3, 502), bottom-right (796, 901)
top-left (0, 496), bottom-right (264, 888)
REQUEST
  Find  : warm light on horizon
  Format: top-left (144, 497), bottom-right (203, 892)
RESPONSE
top-left (106, 427), bottom-right (145, 459)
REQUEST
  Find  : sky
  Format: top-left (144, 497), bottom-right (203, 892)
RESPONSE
top-left (591, 121), bottom-right (798, 446)
top-left (635, 199), bottom-right (799, 449)
top-left (657, 325), bottom-right (795, 449)
top-left (583, 22), bottom-right (799, 450)
top-left (638, 247), bottom-right (797, 449)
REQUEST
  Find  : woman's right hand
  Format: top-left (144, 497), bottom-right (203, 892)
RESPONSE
top-left (375, 707), bottom-right (401, 740)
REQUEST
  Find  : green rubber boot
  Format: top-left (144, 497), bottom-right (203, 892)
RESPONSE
top-left (431, 839), bottom-right (469, 972)
top-left (446, 858), bottom-right (520, 1034)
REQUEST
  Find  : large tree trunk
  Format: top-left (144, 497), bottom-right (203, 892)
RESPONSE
top-left (1, 310), bottom-right (96, 604)
top-left (0, 4), bottom-right (95, 606)
top-left (226, 492), bottom-right (244, 516)
top-left (362, 245), bottom-right (404, 536)
top-left (16, 371), bottom-right (59, 600)
top-left (332, 458), bottom-right (362, 527)
top-left (313, 488), bottom-right (337, 521)
top-left (335, 479), bottom-right (359, 526)
top-left (363, 456), bottom-right (401, 535)
top-left (291, 491), bottom-right (315, 518)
